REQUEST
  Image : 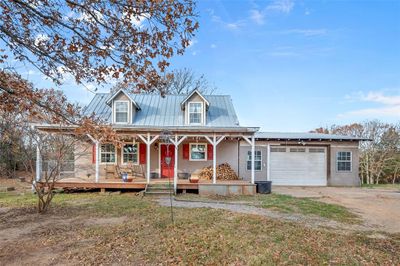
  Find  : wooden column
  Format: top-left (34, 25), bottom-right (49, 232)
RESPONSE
top-left (170, 135), bottom-right (187, 193)
top-left (95, 141), bottom-right (99, 183)
top-left (138, 133), bottom-right (159, 184)
top-left (267, 143), bottom-right (271, 181)
top-left (205, 135), bottom-right (226, 184)
top-left (36, 145), bottom-right (41, 182)
top-left (243, 134), bottom-right (256, 184)
top-left (251, 135), bottom-right (255, 184)
top-left (87, 134), bottom-right (100, 183)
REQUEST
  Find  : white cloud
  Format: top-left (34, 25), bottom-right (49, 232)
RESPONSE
top-left (188, 39), bottom-right (197, 48)
top-left (34, 34), bottom-right (49, 46)
top-left (361, 91), bottom-right (400, 106)
top-left (341, 90), bottom-right (400, 118)
top-left (211, 14), bottom-right (245, 31)
top-left (250, 9), bottom-right (265, 25)
top-left (122, 11), bottom-right (149, 28)
top-left (78, 10), bottom-right (103, 23)
top-left (210, 44), bottom-right (217, 49)
top-left (281, 29), bottom-right (327, 37)
top-left (267, 0), bottom-right (294, 14)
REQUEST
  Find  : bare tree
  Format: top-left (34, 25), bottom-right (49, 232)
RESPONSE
top-left (312, 121), bottom-right (400, 185)
top-left (112, 68), bottom-right (217, 95)
top-left (32, 130), bottom-right (88, 213)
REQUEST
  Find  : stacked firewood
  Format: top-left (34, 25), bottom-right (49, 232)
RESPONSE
top-left (199, 163), bottom-right (239, 180)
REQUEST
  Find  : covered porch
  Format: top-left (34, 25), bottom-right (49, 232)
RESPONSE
top-left (34, 125), bottom-right (259, 194)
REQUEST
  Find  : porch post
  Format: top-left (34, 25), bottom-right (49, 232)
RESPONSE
top-left (146, 133), bottom-right (151, 184)
top-left (251, 135), bottom-right (255, 184)
top-left (174, 135), bottom-right (178, 192)
top-left (138, 133), bottom-right (159, 185)
top-left (36, 145), bottom-right (41, 182)
top-left (95, 141), bottom-right (100, 183)
top-left (205, 135), bottom-right (226, 185)
top-left (212, 135), bottom-right (217, 184)
top-left (267, 144), bottom-right (271, 181)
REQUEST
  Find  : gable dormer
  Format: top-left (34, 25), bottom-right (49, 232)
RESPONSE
top-left (106, 89), bottom-right (140, 124)
top-left (181, 89), bottom-right (210, 126)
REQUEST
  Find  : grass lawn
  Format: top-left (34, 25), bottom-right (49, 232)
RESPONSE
top-left (362, 183), bottom-right (400, 190)
top-left (0, 191), bottom-right (399, 265)
top-left (176, 193), bottom-right (360, 224)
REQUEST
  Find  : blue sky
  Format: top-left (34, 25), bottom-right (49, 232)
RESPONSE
top-left (16, 0), bottom-right (400, 132)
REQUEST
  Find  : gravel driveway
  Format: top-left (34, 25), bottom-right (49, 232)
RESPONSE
top-left (273, 186), bottom-right (400, 233)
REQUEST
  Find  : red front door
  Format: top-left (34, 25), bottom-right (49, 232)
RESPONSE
top-left (160, 144), bottom-right (175, 178)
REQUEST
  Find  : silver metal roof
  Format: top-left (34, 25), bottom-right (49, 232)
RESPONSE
top-left (255, 132), bottom-right (368, 141)
top-left (84, 93), bottom-right (241, 128)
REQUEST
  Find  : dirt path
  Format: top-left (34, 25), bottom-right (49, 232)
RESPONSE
top-left (157, 197), bottom-right (380, 235)
top-left (273, 187), bottom-right (400, 234)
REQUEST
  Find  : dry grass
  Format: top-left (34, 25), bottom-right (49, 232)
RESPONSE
top-left (0, 191), bottom-right (399, 265)
top-left (176, 193), bottom-right (361, 224)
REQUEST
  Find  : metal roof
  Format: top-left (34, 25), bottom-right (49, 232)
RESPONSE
top-left (255, 132), bottom-right (369, 141)
top-left (84, 93), bottom-right (241, 128)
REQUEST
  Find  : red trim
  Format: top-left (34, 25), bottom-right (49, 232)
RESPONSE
top-left (183, 144), bottom-right (189, 160)
top-left (207, 144), bottom-right (213, 160)
top-left (92, 144), bottom-right (96, 164)
top-left (139, 143), bottom-right (146, 164)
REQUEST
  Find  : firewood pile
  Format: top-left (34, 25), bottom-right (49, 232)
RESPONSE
top-left (199, 163), bottom-right (239, 180)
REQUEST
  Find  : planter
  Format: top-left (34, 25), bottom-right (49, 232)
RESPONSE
top-left (189, 178), bottom-right (199, 183)
top-left (150, 172), bottom-right (159, 179)
top-left (178, 172), bottom-right (190, 179)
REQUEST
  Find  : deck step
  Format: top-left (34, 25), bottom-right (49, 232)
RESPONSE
top-left (144, 183), bottom-right (174, 196)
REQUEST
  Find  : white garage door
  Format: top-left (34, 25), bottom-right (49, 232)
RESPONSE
top-left (270, 146), bottom-right (327, 186)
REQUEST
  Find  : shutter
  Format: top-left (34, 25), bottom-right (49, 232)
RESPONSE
top-left (139, 143), bottom-right (146, 164)
top-left (92, 144), bottom-right (96, 164)
top-left (183, 144), bottom-right (189, 160)
top-left (207, 144), bottom-right (213, 160)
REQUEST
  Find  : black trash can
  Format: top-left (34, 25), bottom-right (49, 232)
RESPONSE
top-left (255, 181), bottom-right (272, 194)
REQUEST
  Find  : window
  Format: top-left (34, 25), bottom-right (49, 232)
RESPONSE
top-left (100, 144), bottom-right (116, 163)
top-left (190, 143), bottom-right (206, 161)
top-left (309, 148), bottom-right (325, 153)
top-left (271, 147), bottom-right (286, 152)
top-left (115, 101), bottom-right (129, 123)
top-left (290, 148), bottom-right (306, 152)
top-left (122, 144), bottom-right (138, 164)
top-left (337, 151), bottom-right (352, 172)
top-left (247, 150), bottom-right (262, 171)
top-left (189, 102), bottom-right (203, 124)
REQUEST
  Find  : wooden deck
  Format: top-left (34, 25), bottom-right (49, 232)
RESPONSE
top-left (49, 177), bottom-right (252, 191)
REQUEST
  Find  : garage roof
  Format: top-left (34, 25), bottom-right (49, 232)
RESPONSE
top-left (255, 132), bottom-right (370, 141)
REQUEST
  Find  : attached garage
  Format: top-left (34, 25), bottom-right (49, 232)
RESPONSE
top-left (269, 146), bottom-right (327, 186)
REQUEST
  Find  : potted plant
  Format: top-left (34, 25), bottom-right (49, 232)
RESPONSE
top-left (189, 176), bottom-right (199, 183)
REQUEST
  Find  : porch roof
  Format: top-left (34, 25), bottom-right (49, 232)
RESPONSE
top-left (33, 123), bottom-right (259, 135)
top-left (255, 131), bottom-right (370, 141)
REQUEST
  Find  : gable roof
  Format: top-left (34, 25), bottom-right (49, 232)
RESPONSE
top-left (180, 89), bottom-right (210, 109)
top-left (105, 89), bottom-right (141, 110)
top-left (84, 92), bottom-right (241, 128)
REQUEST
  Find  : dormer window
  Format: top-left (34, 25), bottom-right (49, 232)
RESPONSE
top-left (115, 101), bottom-right (129, 123)
top-left (189, 102), bottom-right (203, 124)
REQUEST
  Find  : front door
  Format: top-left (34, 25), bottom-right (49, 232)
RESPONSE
top-left (160, 144), bottom-right (175, 178)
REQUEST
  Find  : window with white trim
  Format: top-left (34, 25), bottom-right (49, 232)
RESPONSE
top-left (122, 144), bottom-right (138, 164)
top-left (115, 101), bottom-right (129, 123)
top-left (189, 102), bottom-right (203, 124)
top-left (337, 151), bottom-right (352, 172)
top-left (190, 143), bottom-right (206, 161)
top-left (247, 150), bottom-right (262, 171)
top-left (100, 144), bottom-right (116, 163)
